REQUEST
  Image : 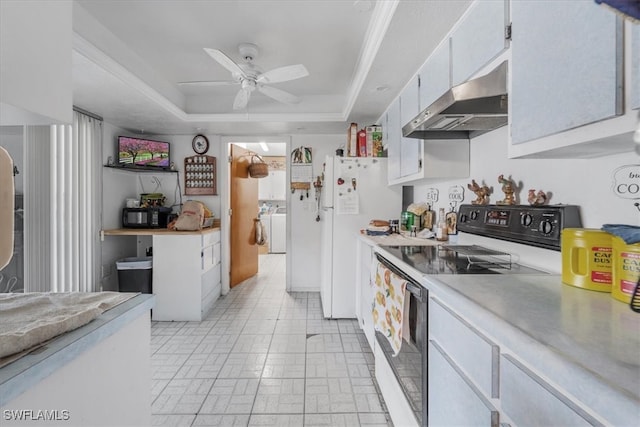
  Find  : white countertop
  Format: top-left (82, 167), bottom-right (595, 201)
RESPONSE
top-left (375, 245), bottom-right (640, 425)
top-left (359, 232), bottom-right (441, 246)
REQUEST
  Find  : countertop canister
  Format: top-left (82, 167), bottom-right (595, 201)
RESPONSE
top-left (561, 228), bottom-right (612, 292)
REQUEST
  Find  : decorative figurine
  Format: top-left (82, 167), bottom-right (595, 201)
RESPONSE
top-left (528, 189), bottom-right (548, 206)
top-left (467, 179), bottom-right (491, 205)
top-left (496, 174), bottom-right (517, 205)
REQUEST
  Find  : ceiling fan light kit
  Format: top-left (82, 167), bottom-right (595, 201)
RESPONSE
top-left (180, 43), bottom-right (309, 110)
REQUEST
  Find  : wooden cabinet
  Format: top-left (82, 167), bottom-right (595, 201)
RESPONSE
top-left (258, 170), bottom-right (286, 201)
top-left (151, 230), bottom-right (221, 321)
top-left (355, 237), bottom-right (375, 351)
top-left (510, 0), bottom-right (623, 145)
top-left (450, 0), bottom-right (508, 86)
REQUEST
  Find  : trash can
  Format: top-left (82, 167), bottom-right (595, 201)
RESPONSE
top-left (116, 256), bottom-right (153, 293)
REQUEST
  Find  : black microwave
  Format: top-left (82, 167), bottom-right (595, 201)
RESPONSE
top-left (122, 207), bottom-right (171, 228)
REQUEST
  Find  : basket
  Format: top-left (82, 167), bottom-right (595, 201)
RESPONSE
top-left (248, 155), bottom-right (269, 178)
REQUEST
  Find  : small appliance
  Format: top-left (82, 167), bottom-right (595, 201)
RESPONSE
top-left (122, 207), bottom-right (171, 229)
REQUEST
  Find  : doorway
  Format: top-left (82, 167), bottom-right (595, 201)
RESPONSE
top-left (221, 137), bottom-right (290, 295)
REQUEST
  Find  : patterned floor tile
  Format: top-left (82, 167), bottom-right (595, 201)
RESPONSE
top-left (218, 353), bottom-right (267, 378)
top-left (303, 413), bottom-right (360, 427)
top-left (249, 414), bottom-right (304, 426)
top-left (358, 412), bottom-right (394, 426)
top-left (231, 334), bottom-right (272, 353)
top-left (306, 319), bottom-right (340, 334)
top-left (193, 414), bottom-right (251, 426)
top-left (306, 333), bottom-right (343, 353)
top-left (200, 378), bottom-right (260, 414)
top-left (252, 378), bottom-right (305, 413)
top-left (304, 378), bottom-right (356, 413)
top-left (305, 352), bottom-right (348, 378)
top-left (151, 414), bottom-right (196, 426)
top-left (269, 334), bottom-right (306, 353)
top-left (274, 319), bottom-right (307, 334)
top-left (174, 352), bottom-right (229, 379)
top-left (262, 353), bottom-right (306, 378)
top-left (151, 378), bottom-right (214, 414)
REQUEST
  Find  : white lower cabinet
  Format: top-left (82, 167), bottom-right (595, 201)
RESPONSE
top-left (429, 341), bottom-right (499, 427)
top-left (355, 238), bottom-right (375, 350)
top-left (500, 355), bottom-right (597, 426)
top-left (151, 230), bottom-right (221, 321)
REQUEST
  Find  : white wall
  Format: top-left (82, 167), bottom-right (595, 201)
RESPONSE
top-left (413, 127), bottom-right (640, 273)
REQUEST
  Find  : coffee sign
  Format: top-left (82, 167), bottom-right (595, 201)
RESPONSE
top-left (448, 185), bottom-right (465, 203)
top-left (612, 165), bottom-right (640, 199)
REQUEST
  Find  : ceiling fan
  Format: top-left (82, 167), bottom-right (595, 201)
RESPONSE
top-left (179, 43), bottom-right (309, 110)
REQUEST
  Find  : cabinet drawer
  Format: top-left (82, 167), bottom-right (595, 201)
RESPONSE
top-left (501, 355), bottom-right (597, 426)
top-left (429, 297), bottom-right (499, 398)
top-left (202, 230), bottom-right (220, 247)
top-left (429, 341), bottom-right (499, 427)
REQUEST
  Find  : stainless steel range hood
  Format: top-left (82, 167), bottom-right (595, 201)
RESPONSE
top-left (403, 61), bottom-right (508, 140)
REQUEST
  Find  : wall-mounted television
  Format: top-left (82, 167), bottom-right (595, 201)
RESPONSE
top-left (118, 136), bottom-right (170, 169)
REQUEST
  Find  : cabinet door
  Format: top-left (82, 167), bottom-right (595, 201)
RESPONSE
top-left (511, 0), bottom-right (622, 144)
top-left (419, 39), bottom-right (451, 110)
top-left (386, 100), bottom-right (401, 183)
top-left (270, 171), bottom-right (286, 200)
top-left (399, 76), bottom-right (421, 178)
top-left (632, 24), bottom-right (640, 110)
top-left (501, 355), bottom-right (596, 426)
top-left (258, 174), bottom-right (271, 200)
top-left (429, 341), bottom-right (499, 426)
top-left (451, 0), bottom-right (508, 85)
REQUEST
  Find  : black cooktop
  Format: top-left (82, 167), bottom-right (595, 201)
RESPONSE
top-left (379, 245), bottom-right (547, 275)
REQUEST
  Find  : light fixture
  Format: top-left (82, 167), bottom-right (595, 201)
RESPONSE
top-left (259, 142), bottom-right (269, 152)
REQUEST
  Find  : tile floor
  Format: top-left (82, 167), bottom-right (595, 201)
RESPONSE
top-left (150, 254), bottom-right (393, 427)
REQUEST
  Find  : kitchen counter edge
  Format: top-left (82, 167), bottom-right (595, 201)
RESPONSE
top-left (102, 227), bottom-right (220, 236)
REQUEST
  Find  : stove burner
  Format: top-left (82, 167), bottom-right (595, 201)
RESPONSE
top-left (379, 245), bottom-right (547, 275)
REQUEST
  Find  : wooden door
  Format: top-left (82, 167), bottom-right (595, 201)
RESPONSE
top-left (230, 144), bottom-right (259, 287)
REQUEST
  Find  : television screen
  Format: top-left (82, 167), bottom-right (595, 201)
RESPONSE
top-left (118, 136), bottom-right (170, 168)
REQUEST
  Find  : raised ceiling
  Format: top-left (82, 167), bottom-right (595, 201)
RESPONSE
top-left (72, 0), bottom-right (472, 136)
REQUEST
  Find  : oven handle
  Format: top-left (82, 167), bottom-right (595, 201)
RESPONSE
top-left (375, 253), bottom-right (424, 299)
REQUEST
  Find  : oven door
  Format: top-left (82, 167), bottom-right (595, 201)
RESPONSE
top-left (374, 253), bottom-right (428, 426)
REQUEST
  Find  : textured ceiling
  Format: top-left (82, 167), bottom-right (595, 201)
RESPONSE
top-left (72, 0), bottom-right (472, 136)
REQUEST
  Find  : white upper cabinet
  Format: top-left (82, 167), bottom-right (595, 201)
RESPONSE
top-left (258, 170), bottom-right (286, 201)
top-left (0, 1), bottom-right (73, 125)
top-left (450, 0), bottom-right (509, 86)
top-left (418, 40), bottom-right (451, 111)
top-left (385, 99), bottom-right (402, 183)
top-left (632, 24), bottom-right (640, 110)
top-left (399, 76), bottom-right (422, 178)
top-left (510, 0), bottom-right (623, 145)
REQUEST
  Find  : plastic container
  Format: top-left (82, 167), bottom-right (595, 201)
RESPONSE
top-left (611, 236), bottom-right (640, 304)
top-left (561, 229), bottom-right (612, 292)
top-left (116, 256), bottom-right (152, 294)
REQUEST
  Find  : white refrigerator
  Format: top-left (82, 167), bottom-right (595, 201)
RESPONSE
top-left (320, 156), bottom-right (402, 318)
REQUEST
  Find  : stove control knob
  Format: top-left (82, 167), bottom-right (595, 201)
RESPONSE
top-left (459, 214), bottom-right (468, 223)
top-left (539, 220), bottom-right (554, 235)
top-left (470, 211), bottom-right (478, 220)
top-left (521, 213), bottom-right (533, 227)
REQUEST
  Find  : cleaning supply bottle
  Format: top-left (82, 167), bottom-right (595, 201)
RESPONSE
top-left (436, 208), bottom-right (449, 242)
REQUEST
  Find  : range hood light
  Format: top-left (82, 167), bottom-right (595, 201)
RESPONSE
top-left (429, 117), bottom-right (461, 130)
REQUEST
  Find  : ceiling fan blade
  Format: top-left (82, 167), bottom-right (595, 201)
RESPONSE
top-left (233, 88), bottom-right (251, 110)
top-left (203, 48), bottom-right (246, 77)
top-left (257, 64), bottom-right (309, 84)
top-left (258, 85), bottom-right (300, 104)
top-left (177, 80), bottom-right (238, 86)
